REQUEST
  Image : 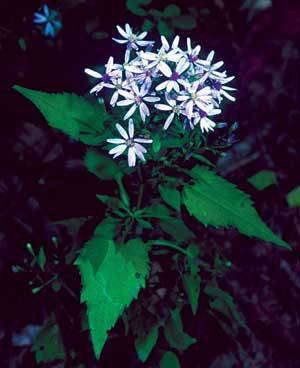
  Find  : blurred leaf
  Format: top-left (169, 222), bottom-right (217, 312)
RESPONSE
top-left (160, 351), bottom-right (181, 368)
top-left (172, 15), bottom-right (197, 30)
top-left (13, 85), bottom-right (109, 145)
top-left (286, 186), bottom-right (300, 208)
top-left (164, 308), bottom-right (196, 351)
top-left (85, 149), bottom-right (121, 180)
top-left (138, 203), bottom-right (171, 219)
top-left (159, 185), bottom-right (181, 212)
top-left (248, 170), bottom-right (277, 190)
top-left (142, 19), bottom-right (155, 31)
top-left (92, 31), bottom-right (109, 40)
top-left (183, 166), bottom-right (290, 249)
top-left (135, 325), bottom-right (159, 362)
top-left (18, 37), bottom-right (26, 51)
top-left (160, 218), bottom-right (194, 243)
top-left (127, 0), bottom-right (152, 16)
top-left (32, 314), bottom-right (65, 363)
top-left (158, 20), bottom-right (174, 37)
top-left (163, 4), bottom-right (181, 18)
top-left (183, 273), bottom-right (201, 315)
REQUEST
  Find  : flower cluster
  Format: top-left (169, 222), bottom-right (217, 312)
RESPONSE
top-left (33, 5), bottom-right (62, 38)
top-left (85, 24), bottom-right (236, 166)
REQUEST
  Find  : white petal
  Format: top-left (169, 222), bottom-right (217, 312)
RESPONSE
top-left (128, 147), bottom-right (136, 167)
top-left (135, 149), bottom-right (145, 162)
top-left (116, 25), bottom-right (129, 39)
top-left (177, 95), bottom-right (189, 101)
top-left (171, 35), bottom-right (180, 49)
top-left (106, 57), bottom-right (114, 72)
top-left (112, 38), bottom-right (128, 44)
top-left (207, 50), bottom-right (215, 63)
top-left (90, 84), bottom-right (103, 94)
top-left (140, 82), bottom-right (150, 97)
top-left (134, 138), bottom-right (153, 144)
top-left (117, 99), bottom-right (134, 106)
top-left (136, 40), bottom-right (153, 47)
top-left (222, 90), bottom-right (236, 101)
top-left (187, 37), bottom-right (192, 53)
top-left (118, 90), bottom-right (134, 99)
top-left (128, 119), bottom-right (134, 138)
top-left (158, 61), bottom-right (172, 77)
top-left (134, 143), bottom-right (147, 153)
top-left (139, 103), bottom-right (149, 122)
top-left (43, 4), bottom-right (49, 16)
top-left (211, 61), bottom-right (224, 70)
top-left (166, 81), bottom-right (175, 93)
top-left (125, 24), bottom-right (132, 36)
top-left (156, 80), bottom-right (169, 91)
top-left (164, 113), bottom-right (175, 130)
top-left (141, 52), bottom-right (157, 61)
top-left (131, 83), bottom-right (140, 95)
top-left (161, 36), bottom-right (170, 50)
top-left (186, 100), bottom-right (194, 118)
top-left (110, 91), bottom-right (119, 106)
top-left (176, 58), bottom-right (189, 74)
top-left (107, 138), bottom-right (126, 144)
top-left (84, 68), bottom-right (102, 78)
top-left (109, 144), bottom-right (127, 155)
top-left (116, 124), bottom-right (129, 139)
top-left (124, 104), bottom-right (137, 120)
top-left (155, 104), bottom-right (172, 111)
top-left (144, 96), bottom-right (160, 102)
top-left (137, 31), bottom-right (147, 40)
top-left (125, 65), bottom-right (143, 74)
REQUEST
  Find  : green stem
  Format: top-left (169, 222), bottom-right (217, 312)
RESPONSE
top-left (148, 240), bottom-right (190, 256)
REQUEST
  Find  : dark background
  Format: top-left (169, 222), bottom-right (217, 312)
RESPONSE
top-left (0, 0), bottom-right (300, 367)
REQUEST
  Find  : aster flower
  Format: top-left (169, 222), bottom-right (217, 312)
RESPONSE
top-left (193, 108), bottom-right (221, 133)
top-left (84, 57), bottom-right (120, 94)
top-left (177, 82), bottom-right (213, 118)
top-left (117, 82), bottom-right (160, 122)
top-left (156, 58), bottom-right (190, 93)
top-left (107, 119), bottom-right (153, 167)
top-left (155, 95), bottom-right (185, 130)
top-left (33, 5), bottom-right (62, 38)
top-left (211, 76), bottom-right (236, 103)
top-left (201, 51), bottom-right (226, 80)
top-left (183, 37), bottom-right (202, 67)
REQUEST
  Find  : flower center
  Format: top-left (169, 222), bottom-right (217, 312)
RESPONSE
top-left (191, 92), bottom-right (197, 100)
top-left (135, 95), bottom-right (142, 104)
top-left (126, 139), bottom-right (135, 147)
top-left (199, 110), bottom-right (207, 119)
top-left (171, 71), bottom-right (179, 81)
top-left (188, 54), bottom-right (198, 63)
top-left (101, 73), bottom-right (111, 83)
top-left (213, 81), bottom-right (222, 91)
top-left (173, 105), bottom-right (180, 114)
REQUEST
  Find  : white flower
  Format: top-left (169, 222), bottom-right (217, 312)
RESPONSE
top-left (84, 57), bottom-right (120, 94)
top-left (156, 57), bottom-right (190, 93)
top-left (107, 119), bottom-right (153, 167)
top-left (177, 81), bottom-right (213, 118)
top-left (105, 77), bottom-right (131, 106)
top-left (113, 24), bottom-right (153, 51)
top-left (160, 35), bottom-right (180, 52)
top-left (211, 76), bottom-right (236, 103)
top-left (183, 37), bottom-right (201, 66)
top-left (155, 95), bottom-right (185, 130)
top-left (193, 108), bottom-right (221, 133)
top-left (201, 51), bottom-right (226, 80)
top-left (117, 82), bottom-right (160, 122)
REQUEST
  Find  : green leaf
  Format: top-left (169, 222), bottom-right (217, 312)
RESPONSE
top-left (13, 85), bottom-right (109, 145)
top-left (32, 313), bottom-right (65, 364)
top-left (159, 185), bottom-right (181, 212)
top-left (160, 351), bottom-right (181, 368)
top-left (182, 273), bottom-right (201, 315)
top-left (85, 149), bottom-right (121, 180)
top-left (172, 15), bottom-right (197, 30)
top-left (37, 247), bottom-right (46, 271)
top-left (18, 37), bottom-right (26, 51)
top-left (163, 308), bottom-right (196, 351)
top-left (183, 166), bottom-right (290, 249)
top-left (135, 325), bottom-right (159, 362)
top-left (248, 170), bottom-right (277, 190)
top-left (76, 239), bottom-right (149, 359)
top-left (142, 19), bottom-right (155, 32)
top-left (126, 0), bottom-right (152, 16)
top-left (139, 203), bottom-right (172, 219)
top-left (94, 217), bottom-right (119, 238)
top-left (286, 186), bottom-right (300, 208)
top-left (160, 218), bottom-right (194, 243)
top-left (163, 4), bottom-right (181, 17)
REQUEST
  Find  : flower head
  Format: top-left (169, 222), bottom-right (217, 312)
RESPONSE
top-left (107, 119), bottom-right (153, 167)
top-left (33, 5), bottom-right (62, 38)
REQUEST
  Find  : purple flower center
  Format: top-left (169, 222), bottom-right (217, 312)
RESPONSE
top-left (188, 55), bottom-right (198, 63)
top-left (171, 71), bottom-right (179, 81)
top-left (101, 73), bottom-right (111, 83)
top-left (213, 81), bottom-right (222, 91)
top-left (197, 83), bottom-right (204, 91)
top-left (199, 110), bottom-right (207, 118)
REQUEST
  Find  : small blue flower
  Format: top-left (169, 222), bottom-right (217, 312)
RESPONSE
top-left (33, 5), bottom-right (62, 38)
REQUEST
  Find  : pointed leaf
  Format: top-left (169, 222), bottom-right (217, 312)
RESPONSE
top-left (160, 351), bottom-right (181, 368)
top-left (135, 325), bottom-right (159, 362)
top-left (182, 273), bottom-right (201, 315)
top-left (85, 149), bottom-right (121, 180)
top-left (183, 166), bottom-right (290, 249)
top-left (248, 170), bottom-right (277, 190)
top-left (13, 85), bottom-right (109, 145)
top-left (286, 186), bottom-right (300, 208)
top-left (159, 185), bottom-right (181, 212)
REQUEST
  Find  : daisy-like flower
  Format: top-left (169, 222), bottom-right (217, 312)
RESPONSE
top-left (177, 81), bottom-right (213, 118)
top-left (33, 5), bottom-right (62, 38)
top-left (156, 58), bottom-right (190, 93)
top-left (183, 37), bottom-right (202, 67)
top-left (117, 82), bottom-right (160, 122)
top-left (201, 51), bottom-right (226, 81)
top-left (107, 119), bottom-right (153, 167)
top-left (84, 57), bottom-right (120, 94)
top-left (211, 76), bottom-right (236, 103)
top-left (141, 36), bottom-right (182, 74)
top-left (155, 95), bottom-right (185, 130)
top-left (193, 108), bottom-right (221, 133)
top-left (113, 24), bottom-right (153, 61)
top-left (105, 76), bottom-right (131, 106)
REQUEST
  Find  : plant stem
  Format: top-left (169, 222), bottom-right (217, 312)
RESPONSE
top-left (148, 240), bottom-right (190, 257)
